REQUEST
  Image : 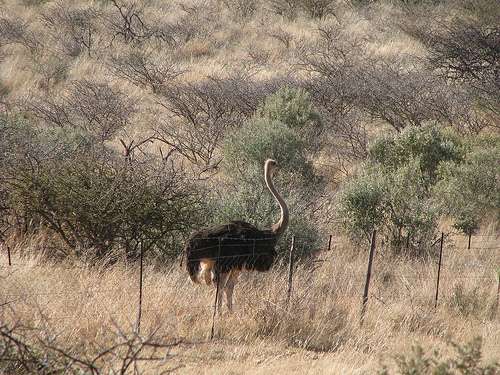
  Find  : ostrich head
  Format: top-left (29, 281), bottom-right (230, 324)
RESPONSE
top-left (265, 158), bottom-right (278, 176)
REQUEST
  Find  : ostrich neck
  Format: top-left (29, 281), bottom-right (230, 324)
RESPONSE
top-left (264, 165), bottom-right (289, 237)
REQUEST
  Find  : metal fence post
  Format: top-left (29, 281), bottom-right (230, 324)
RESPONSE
top-left (286, 236), bottom-right (295, 307)
top-left (328, 235), bottom-right (332, 251)
top-left (434, 232), bottom-right (444, 308)
top-left (468, 233), bottom-right (472, 250)
top-left (360, 230), bottom-right (376, 326)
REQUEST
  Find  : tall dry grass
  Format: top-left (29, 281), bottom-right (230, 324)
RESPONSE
top-left (1, 230), bottom-right (498, 374)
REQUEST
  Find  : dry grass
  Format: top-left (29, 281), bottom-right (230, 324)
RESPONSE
top-left (1, 231), bottom-right (498, 374)
top-left (1, 1), bottom-right (499, 373)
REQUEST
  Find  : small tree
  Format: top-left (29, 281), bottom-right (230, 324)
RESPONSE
top-left (40, 2), bottom-right (101, 57)
top-left (257, 86), bottom-right (323, 151)
top-left (24, 79), bottom-right (137, 142)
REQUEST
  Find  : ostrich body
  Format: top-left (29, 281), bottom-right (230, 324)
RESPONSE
top-left (185, 159), bottom-right (289, 312)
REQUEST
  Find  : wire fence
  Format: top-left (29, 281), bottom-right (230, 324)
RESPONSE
top-left (0, 231), bottom-right (499, 338)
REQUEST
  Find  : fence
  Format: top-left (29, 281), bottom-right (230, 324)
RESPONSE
top-left (1, 231), bottom-right (499, 339)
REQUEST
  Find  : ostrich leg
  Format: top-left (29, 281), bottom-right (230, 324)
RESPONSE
top-left (224, 270), bottom-right (240, 312)
top-left (214, 272), bottom-right (229, 315)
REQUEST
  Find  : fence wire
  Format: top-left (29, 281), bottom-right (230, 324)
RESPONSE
top-left (0, 233), bottom-right (498, 334)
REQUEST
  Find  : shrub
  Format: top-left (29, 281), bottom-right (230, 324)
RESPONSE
top-left (24, 79), bottom-right (136, 142)
top-left (357, 58), bottom-right (464, 132)
top-left (105, 0), bottom-right (154, 44)
top-left (377, 337), bottom-right (499, 375)
top-left (404, 2), bottom-right (500, 118)
top-left (257, 86), bottom-right (323, 150)
top-left (434, 135), bottom-right (500, 235)
top-left (11, 153), bottom-right (202, 259)
top-left (29, 53), bottom-right (70, 90)
top-left (222, 0), bottom-right (260, 20)
top-left (268, 0), bottom-right (300, 20)
top-left (339, 125), bottom-right (464, 253)
top-left (224, 118), bottom-right (312, 179)
top-left (338, 170), bottom-right (386, 240)
top-left (108, 50), bottom-right (185, 93)
top-left (1, 117), bottom-right (204, 260)
top-left (223, 87), bottom-right (321, 179)
top-left (369, 125), bottom-right (465, 184)
top-left (340, 159), bottom-right (440, 251)
top-left (299, 0), bottom-right (337, 19)
top-left (40, 2), bottom-right (101, 57)
top-left (154, 74), bottom-right (287, 169)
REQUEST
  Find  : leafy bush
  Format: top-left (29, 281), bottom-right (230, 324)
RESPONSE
top-left (435, 135), bottom-right (500, 235)
top-left (224, 118), bottom-right (313, 180)
top-left (369, 125), bottom-right (465, 184)
top-left (338, 170), bottom-right (386, 238)
top-left (378, 337), bottom-right (499, 375)
top-left (1, 117), bottom-right (204, 260)
top-left (339, 125), bottom-right (464, 253)
top-left (257, 86), bottom-right (323, 151)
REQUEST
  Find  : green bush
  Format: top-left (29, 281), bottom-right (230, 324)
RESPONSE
top-left (339, 124), bottom-right (463, 253)
top-left (258, 86), bottom-right (321, 131)
top-left (435, 135), bottom-right (500, 235)
top-left (338, 170), bottom-right (386, 238)
top-left (378, 337), bottom-right (499, 375)
top-left (223, 118), bottom-right (314, 181)
top-left (1, 116), bottom-right (204, 260)
top-left (257, 86), bottom-right (323, 152)
top-left (369, 125), bottom-right (465, 184)
top-left (11, 154), bottom-right (202, 258)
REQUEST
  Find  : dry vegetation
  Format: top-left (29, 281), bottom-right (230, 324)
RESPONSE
top-left (1, 231), bottom-right (499, 373)
top-left (0, 0), bottom-right (499, 373)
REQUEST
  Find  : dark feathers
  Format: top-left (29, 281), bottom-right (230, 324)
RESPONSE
top-left (185, 221), bottom-right (278, 280)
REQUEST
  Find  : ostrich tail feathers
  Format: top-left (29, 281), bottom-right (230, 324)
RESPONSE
top-left (187, 260), bottom-right (201, 283)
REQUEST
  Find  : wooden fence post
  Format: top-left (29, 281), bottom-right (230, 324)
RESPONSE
top-left (360, 230), bottom-right (376, 326)
top-left (210, 239), bottom-right (222, 340)
top-left (286, 236), bottom-right (295, 307)
top-left (136, 241), bottom-right (144, 334)
top-left (434, 232), bottom-right (444, 308)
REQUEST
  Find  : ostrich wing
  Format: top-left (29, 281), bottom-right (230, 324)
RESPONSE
top-left (186, 221), bottom-right (277, 273)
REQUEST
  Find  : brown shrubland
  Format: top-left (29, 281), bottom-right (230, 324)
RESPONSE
top-left (0, 0), bottom-right (499, 373)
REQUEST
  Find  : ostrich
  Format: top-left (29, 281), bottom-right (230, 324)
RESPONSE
top-left (185, 158), bottom-right (289, 313)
